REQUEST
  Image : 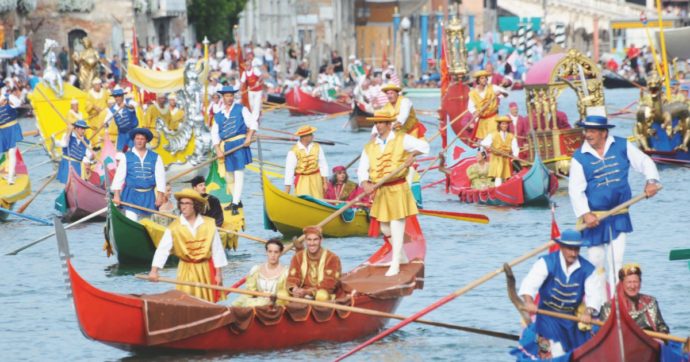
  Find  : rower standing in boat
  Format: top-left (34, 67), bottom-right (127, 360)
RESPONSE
top-left (372, 83), bottom-right (426, 138)
top-left (325, 165), bottom-right (365, 202)
top-left (85, 78), bottom-right (110, 143)
top-left (143, 93), bottom-right (169, 142)
top-left (111, 128), bottom-right (166, 221)
top-left (287, 226), bottom-right (341, 301)
top-left (166, 93), bottom-right (184, 131)
top-left (480, 115), bottom-right (519, 187)
top-left (518, 230), bottom-right (604, 358)
top-left (357, 112), bottom-right (429, 276)
top-left (284, 125), bottom-right (329, 199)
top-left (0, 87), bottom-right (23, 185)
top-left (148, 188), bottom-right (227, 303)
top-left (104, 88), bottom-right (139, 151)
top-left (190, 175), bottom-right (224, 227)
top-left (468, 69), bottom-right (508, 140)
top-left (241, 58), bottom-right (264, 122)
top-left (55, 120), bottom-right (94, 183)
top-left (211, 86), bottom-right (256, 215)
top-left (569, 106), bottom-right (660, 293)
top-left (66, 98), bottom-right (84, 124)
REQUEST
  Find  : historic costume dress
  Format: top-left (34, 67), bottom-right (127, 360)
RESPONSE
top-left (325, 180), bottom-right (362, 202)
top-left (167, 106), bottom-right (184, 131)
top-left (466, 162), bottom-right (492, 189)
top-left (111, 148), bottom-right (166, 219)
top-left (106, 101), bottom-right (139, 151)
top-left (468, 85), bottom-right (499, 140)
top-left (56, 132), bottom-right (92, 183)
top-left (286, 248), bottom-right (341, 299)
top-left (284, 142), bottom-right (329, 198)
top-left (371, 96), bottom-right (426, 139)
top-left (85, 87), bottom-right (111, 142)
top-left (232, 264), bottom-right (288, 307)
top-left (211, 102), bottom-right (255, 172)
top-left (481, 130), bottom-right (519, 181)
top-left (143, 103), bottom-right (169, 142)
top-left (152, 215), bottom-right (228, 303)
top-left (0, 98), bottom-right (22, 154)
top-left (600, 293), bottom-right (670, 334)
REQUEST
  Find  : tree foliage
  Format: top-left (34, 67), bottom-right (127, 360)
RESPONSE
top-left (187, 0), bottom-right (248, 43)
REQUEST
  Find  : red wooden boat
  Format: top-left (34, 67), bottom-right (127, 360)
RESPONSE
top-left (285, 86), bottom-right (351, 116)
top-left (62, 168), bottom-right (107, 221)
top-left (58, 217), bottom-right (426, 352)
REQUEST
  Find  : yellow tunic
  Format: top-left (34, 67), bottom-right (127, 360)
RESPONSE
top-left (66, 110), bottom-right (84, 124)
top-left (167, 107), bottom-right (185, 131)
top-left (169, 216), bottom-right (226, 302)
top-left (292, 143), bottom-right (324, 198)
top-left (390, 96), bottom-right (423, 139)
top-left (364, 133), bottom-right (418, 221)
top-left (232, 264), bottom-right (288, 307)
top-left (85, 88), bottom-right (111, 143)
top-left (466, 163), bottom-right (492, 189)
top-left (487, 131), bottom-right (515, 180)
top-left (469, 86), bottom-right (499, 140)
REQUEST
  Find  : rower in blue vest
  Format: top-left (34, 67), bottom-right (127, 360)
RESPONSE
top-left (55, 120), bottom-right (94, 183)
top-left (210, 85), bottom-right (257, 215)
top-left (104, 87), bottom-right (139, 151)
top-left (569, 106), bottom-right (660, 294)
top-left (518, 229), bottom-right (604, 359)
top-left (111, 128), bottom-right (166, 221)
top-left (0, 88), bottom-right (23, 185)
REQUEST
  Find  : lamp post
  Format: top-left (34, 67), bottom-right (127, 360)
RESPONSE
top-left (401, 16), bottom-right (411, 75)
top-left (436, 7), bottom-right (444, 60)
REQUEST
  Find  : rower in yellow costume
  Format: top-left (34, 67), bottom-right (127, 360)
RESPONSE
top-left (287, 226), bottom-right (342, 301)
top-left (148, 188), bottom-right (227, 303)
top-left (284, 125), bottom-right (329, 198)
top-left (166, 93), bottom-right (184, 131)
top-left (84, 78), bottom-right (111, 143)
top-left (143, 93), bottom-right (169, 145)
top-left (376, 83), bottom-right (426, 139)
top-left (468, 69), bottom-right (501, 140)
top-left (480, 115), bottom-right (519, 187)
top-left (357, 112), bottom-right (429, 276)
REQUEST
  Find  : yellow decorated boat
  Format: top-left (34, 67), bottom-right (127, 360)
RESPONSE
top-left (262, 174), bottom-right (369, 238)
top-left (0, 150), bottom-right (31, 221)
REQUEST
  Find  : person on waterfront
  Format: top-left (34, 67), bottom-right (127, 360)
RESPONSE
top-left (84, 78), bottom-right (110, 141)
top-left (569, 106), bottom-right (660, 293)
top-left (518, 229), bottom-right (604, 358)
top-left (480, 115), bottom-right (519, 187)
top-left (211, 86), bottom-right (256, 215)
top-left (55, 120), bottom-right (93, 184)
top-left (0, 87), bottom-right (23, 185)
top-left (325, 165), bottom-right (365, 202)
top-left (148, 188), bottom-right (227, 303)
top-left (190, 175), bottom-right (224, 227)
top-left (166, 93), bottom-right (184, 131)
top-left (284, 125), bottom-right (329, 198)
top-left (233, 238), bottom-right (289, 307)
top-left (373, 83), bottom-right (426, 139)
top-left (287, 226), bottom-right (341, 301)
top-left (104, 88), bottom-right (139, 151)
top-left (111, 128), bottom-right (166, 221)
top-left (357, 112), bottom-right (429, 276)
top-left (468, 69), bottom-right (506, 140)
top-left (599, 264), bottom-right (670, 334)
top-left (240, 58), bottom-right (264, 122)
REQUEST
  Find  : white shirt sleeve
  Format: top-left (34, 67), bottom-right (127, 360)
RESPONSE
top-left (284, 150), bottom-right (297, 186)
top-left (584, 271), bottom-right (605, 312)
top-left (151, 229), bottom-right (173, 268)
top-left (318, 145), bottom-right (329, 177)
top-left (154, 155), bottom-right (166, 193)
top-left (511, 137), bottom-right (519, 157)
top-left (240, 71), bottom-right (246, 83)
top-left (104, 109), bottom-right (114, 127)
top-left (110, 152), bottom-right (127, 191)
top-left (402, 134), bottom-right (430, 155)
top-left (480, 134), bottom-right (493, 148)
top-left (55, 132), bottom-right (71, 148)
top-left (518, 258), bottom-right (548, 298)
top-left (396, 97), bottom-right (411, 124)
top-left (356, 149), bottom-right (370, 185)
top-left (211, 122), bottom-right (220, 146)
top-left (211, 229), bottom-right (228, 267)
top-left (83, 142), bottom-right (93, 164)
top-left (626, 141), bottom-right (660, 181)
top-left (467, 97), bottom-right (477, 114)
top-left (568, 157), bottom-right (590, 218)
top-left (242, 106), bottom-right (258, 130)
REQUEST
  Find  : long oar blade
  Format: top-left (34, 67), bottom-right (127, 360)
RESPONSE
top-left (669, 248), bottom-right (690, 261)
top-left (418, 209), bottom-right (489, 224)
top-left (0, 207), bottom-right (53, 225)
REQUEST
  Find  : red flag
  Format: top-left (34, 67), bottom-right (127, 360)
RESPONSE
top-left (439, 28), bottom-right (450, 96)
top-left (381, 49), bottom-right (387, 69)
top-left (235, 36), bottom-right (250, 110)
top-left (549, 204), bottom-right (561, 253)
top-left (25, 38), bottom-right (33, 69)
top-left (131, 28), bottom-right (139, 65)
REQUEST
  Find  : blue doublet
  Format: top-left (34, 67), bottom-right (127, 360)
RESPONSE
top-left (121, 150), bottom-right (158, 215)
top-left (536, 252), bottom-right (595, 352)
top-left (0, 103), bottom-right (23, 153)
top-left (111, 105), bottom-right (139, 151)
top-left (572, 136), bottom-right (633, 246)
top-left (57, 133), bottom-right (89, 183)
top-left (215, 104), bottom-right (252, 172)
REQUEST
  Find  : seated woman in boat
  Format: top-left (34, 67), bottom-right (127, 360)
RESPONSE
top-left (148, 188), bottom-right (227, 303)
top-left (287, 226), bottom-right (342, 302)
top-left (599, 263), bottom-right (670, 334)
top-left (480, 116), bottom-right (519, 187)
top-left (466, 149), bottom-right (492, 190)
top-left (325, 165), bottom-right (367, 203)
top-left (232, 238), bottom-right (289, 307)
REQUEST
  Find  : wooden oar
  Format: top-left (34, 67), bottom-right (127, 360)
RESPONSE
top-left (5, 206), bottom-right (108, 255)
top-left (22, 129), bottom-right (39, 137)
top-left (168, 141), bottom-right (253, 183)
top-left (134, 274), bottom-right (519, 341)
top-left (258, 135), bottom-right (336, 146)
top-left (0, 206), bottom-right (53, 225)
top-left (27, 159), bottom-right (54, 171)
top-left (319, 199), bottom-right (489, 224)
top-left (418, 108), bottom-right (478, 180)
top-left (669, 248), bottom-right (690, 261)
top-left (16, 171), bottom-right (58, 213)
top-left (260, 127), bottom-right (347, 145)
top-left (335, 191), bottom-right (659, 361)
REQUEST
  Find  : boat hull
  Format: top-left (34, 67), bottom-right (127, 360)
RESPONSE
top-left (63, 169), bottom-right (107, 221)
top-left (107, 201), bottom-right (157, 265)
top-left (349, 102), bottom-right (374, 131)
top-left (285, 87), bottom-right (351, 116)
top-left (263, 175), bottom-right (369, 238)
top-left (0, 150), bottom-right (31, 221)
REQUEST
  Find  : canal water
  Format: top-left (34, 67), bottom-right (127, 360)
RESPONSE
top-left (1, 88), bottom-right (688, 361)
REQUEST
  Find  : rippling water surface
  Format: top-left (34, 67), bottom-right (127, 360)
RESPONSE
top-left (2, 88), bottom-right (688, 361)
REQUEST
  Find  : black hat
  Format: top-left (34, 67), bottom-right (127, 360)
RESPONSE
top-left (189, 175), bottom-right (206, 187)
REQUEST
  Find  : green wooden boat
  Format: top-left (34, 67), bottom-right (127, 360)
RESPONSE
top-left (106, 201), bottom-right (159, 265)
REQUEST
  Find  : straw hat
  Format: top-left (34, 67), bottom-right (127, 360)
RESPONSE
top-left (295, 125), bottom-right (317, 137)
top-left (365, 108), bottom-right (397, 123)
top-left (380, 83), bottom-right (401, 93)
top-left (472, 69), bottom-right (490, 79)
top-left (92, 78), bottom-right (102, 85)
top-left (495, 115), bottom-right (512, 123)
top-left (174, 188), bottom-right (208, 206)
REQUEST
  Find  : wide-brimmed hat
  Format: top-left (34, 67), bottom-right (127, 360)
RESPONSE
top-left (473, 69), bottom-right (491, 79)
top-left (111, 88), bottom-right (125, 97)
top-left (332, 165), bottom-right (346, 173)
top-left (555, 229), bottom-right (583, 247)
top-left (295, 125), bottom-right (317, 137)
top-left (189, 175), bottom-right (206, 187)
top-left (92, 78), bottom-right (102, 85)
top-left (365, 108), bottom-right (397, 123)
top-left (496, 115), bottom-right (512, 123)
top-left (218, 86), bottom-right (239, 94)
top-left (576, 106), bottom-right (615, 129)
top-left (174, 188), bottom-right (208, 206)
top-left (73, 120), bottom-right (89, 129)
top-left (129, 128), bottom-right (154, 142)
top-left (380, 83), bottom-right (401, 93)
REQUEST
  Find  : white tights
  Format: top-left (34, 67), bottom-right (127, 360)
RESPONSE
top-left (225, 170), bottom-right (245, 205)
top-left (248, 90), bottom-right (262, 122)
top-left (588, 232), bottom-right (626, 297)
top-left (7, 147), bottom-right (16, 178)
top-left (495, 178), bottom-right (503, 187)
top-left (380, 218), bottom-right (408, 276)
